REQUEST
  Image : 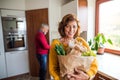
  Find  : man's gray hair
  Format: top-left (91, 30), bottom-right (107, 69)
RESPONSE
top-left (41, 23), bottom-right (49, 28)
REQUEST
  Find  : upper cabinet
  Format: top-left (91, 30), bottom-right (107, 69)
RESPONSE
top-left (1, 9), bottom-right (25, 17)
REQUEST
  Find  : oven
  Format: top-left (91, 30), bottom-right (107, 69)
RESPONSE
top-left (2, 17), bottom-right (27, 52)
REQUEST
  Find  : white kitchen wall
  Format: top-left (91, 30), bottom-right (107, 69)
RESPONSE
top-left (78, 7), bottom-right (88, 31)
top-left (61, 0), bottom-right (78, 18)
top-left (25, 0), bottom-right (49, 10)
top-left (0, 0), bottom-right (25, 10)
top-left (49, 0), bottom-right (63, 43)
top-left (87, 0), bottom-right (96, 41)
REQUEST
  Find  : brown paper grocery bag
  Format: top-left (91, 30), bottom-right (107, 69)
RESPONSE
top-left (58, 49), bottom-right (94, 78)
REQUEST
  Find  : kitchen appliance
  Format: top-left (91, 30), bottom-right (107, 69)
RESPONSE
top-left (2, 17), bottom-right (27, 52)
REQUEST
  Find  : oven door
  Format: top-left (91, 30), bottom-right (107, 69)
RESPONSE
top-left (4, 34), bottom-right (26, 51)
top-left (2, 17), bottom-right (27, 52)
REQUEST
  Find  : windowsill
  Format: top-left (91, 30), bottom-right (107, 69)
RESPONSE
top-left (105, 48), bottom-right (120, 55)
top-left (97, 53), bottom-right (120, 79)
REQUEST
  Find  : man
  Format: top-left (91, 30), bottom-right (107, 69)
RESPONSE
top-left (35, 23), bottom-right (50, 80)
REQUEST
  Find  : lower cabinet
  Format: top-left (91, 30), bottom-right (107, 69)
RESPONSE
top-left (94, 71), bottom-right (118, 80)
top-left (6, 50), bottom-right (29, 77)
top-left (0, 53), bottom-right (7, 79)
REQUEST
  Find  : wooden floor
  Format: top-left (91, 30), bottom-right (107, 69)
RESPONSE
top-left (1, 74), bottom-right (39, 80)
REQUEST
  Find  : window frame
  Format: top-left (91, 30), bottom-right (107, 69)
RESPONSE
top-left (95, 0), bottom-right (120, 55)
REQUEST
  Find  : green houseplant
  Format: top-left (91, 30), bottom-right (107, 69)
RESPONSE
top-left (88, 33), bottom-right (113, 54)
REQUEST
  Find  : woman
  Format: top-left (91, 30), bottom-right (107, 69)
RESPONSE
top-left (49, 14), bottom-right (98, 80)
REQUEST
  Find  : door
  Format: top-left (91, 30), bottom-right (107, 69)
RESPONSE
top-left (26, 8), bottom-right (49, 78)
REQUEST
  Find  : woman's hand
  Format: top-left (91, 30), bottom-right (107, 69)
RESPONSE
top-left (67, 71), bottom-right (89, 80)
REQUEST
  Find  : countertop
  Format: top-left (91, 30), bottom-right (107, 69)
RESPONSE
top-left (97, 53), bottom-right (120, 79)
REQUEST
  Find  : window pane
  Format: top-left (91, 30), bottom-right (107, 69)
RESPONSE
top-left (99, 1), bottom-right (120, 50)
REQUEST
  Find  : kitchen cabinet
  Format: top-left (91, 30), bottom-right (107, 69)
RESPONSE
top-left (6, 50), bottom-right (29, 77)
top-left (0, 9), bottom-right (29, 79)
top-left (0, 14), bottom-right (7, 79)
top-left (0, 53), bottom-right (7, 79)
top-left (1, 9), bottom-right (25, 18)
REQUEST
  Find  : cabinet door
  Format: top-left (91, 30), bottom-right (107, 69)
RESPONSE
top-left (6, 50), bottom-right (29, 77)
top-left (0, 15), bottom-right (7, 79)
top-left (0, 53), bottom-right (7, 79)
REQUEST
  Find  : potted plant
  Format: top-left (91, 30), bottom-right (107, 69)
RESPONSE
top-left (88, 33), bottom-right (113, 54)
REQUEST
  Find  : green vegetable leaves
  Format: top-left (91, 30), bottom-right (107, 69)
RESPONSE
top-left (55, 44), bottom-right (66, 55)
top-left (81, 50), bottom-right (96, 57)
top-left (55, 44), bottom-right (96, 57)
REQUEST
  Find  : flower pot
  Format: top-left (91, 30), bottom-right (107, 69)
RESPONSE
top-left (97, 47), bottom-right (105, 55)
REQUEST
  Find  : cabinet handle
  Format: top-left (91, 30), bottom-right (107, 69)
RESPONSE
top-left (98, 76), bottom-right (106, 80)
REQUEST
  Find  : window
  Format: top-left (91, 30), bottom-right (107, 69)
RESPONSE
top-left (96, 0), bottom-right (120, 54)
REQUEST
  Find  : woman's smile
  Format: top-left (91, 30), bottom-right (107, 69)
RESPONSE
top-left (65, 21), bottom-right (78, 38)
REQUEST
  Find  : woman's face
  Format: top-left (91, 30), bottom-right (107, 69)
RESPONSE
top-left (64, 21), bottom-right (78, 38)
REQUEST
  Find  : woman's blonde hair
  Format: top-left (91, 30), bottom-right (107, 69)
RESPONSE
top-left (58, 14), bottom-right (80, 38)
